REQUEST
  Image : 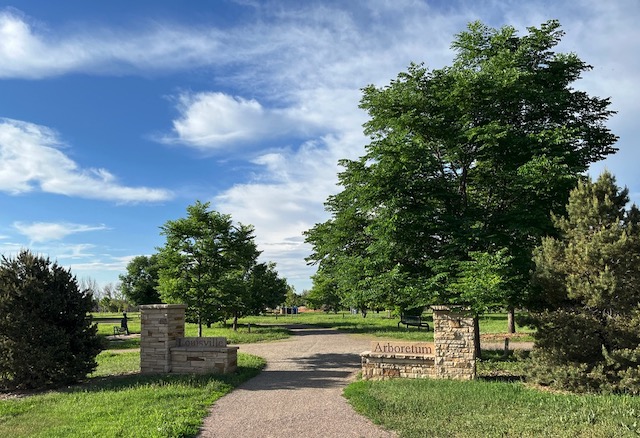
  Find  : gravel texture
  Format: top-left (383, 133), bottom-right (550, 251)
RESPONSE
top-left (197, 326), bottom-right (397, 438)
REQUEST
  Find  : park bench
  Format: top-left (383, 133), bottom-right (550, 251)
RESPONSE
top-left (398, 314), bottom-right (430, 330)
top-left (92, 317), bottom-right (129, 335)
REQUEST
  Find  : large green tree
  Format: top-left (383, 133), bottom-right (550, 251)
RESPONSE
top-left (305, 20), bottom-right (617, 331)
top-left (119, 254), bottom-right (162, 305)
top-left (525, 171), bottom-right (640, 393)
top-left (157, 201), bottom-right (287, 335)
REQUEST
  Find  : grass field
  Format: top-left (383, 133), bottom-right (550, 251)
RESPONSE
top-left (344, 378), bottom-right (640, 437)
top-left (6, 311), bottom-right (632, 437)
top-left (94, 310), bottom-right (534, 345)
top-left (239, 310), bottom-right (534, 342)
top-left (0, 352), bottom-right (265, 437)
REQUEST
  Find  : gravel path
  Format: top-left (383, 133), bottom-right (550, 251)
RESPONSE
top-left (197, 326), bottom-right (396, 438)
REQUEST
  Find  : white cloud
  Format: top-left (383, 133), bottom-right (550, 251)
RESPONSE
top-left (164, 92), bottom-right (280, 149)
top-left (3, 1), bottom-right (639, 291)
top-left (13, 221), bottom-right (108, 243)
top-left (0, 9), bottom-right (226, 78)
top-left (214, 131), bottom-right (367, 290)
top-left (0, 118), bottom-right (173, 202)
top-left (206, 0), bottom-right (640, 291)
top-left (163, 90), bottom-right (350, 150)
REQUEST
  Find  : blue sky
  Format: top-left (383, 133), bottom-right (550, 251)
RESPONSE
top-left (0, 0), bottom-right (638, 294)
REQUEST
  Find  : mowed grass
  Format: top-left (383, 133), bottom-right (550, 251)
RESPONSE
top-left (240, 310), bottom-right (534, 342)
top-left (94, 310), bottom-right (533, 345)
top-left (344, 378), bottom-right (640, 437)
top-left (92, 312), bottom-right (291, 350)
top-left (0, 351), bottom-right (265, 438)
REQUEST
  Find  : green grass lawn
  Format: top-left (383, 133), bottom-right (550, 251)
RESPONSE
top-left (239, 310), bottom-right (534, 342)
top-left (94, 310), bottom-right (533, 346)
top-left (344, 378), bottom-right (640, 437)
top-left (0, 351), bottom-right (265, 438)
top-left (2, 312), bottom-right (637, 437)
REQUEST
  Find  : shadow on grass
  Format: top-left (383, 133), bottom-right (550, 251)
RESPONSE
top-left (78, 364), bottom-right (264, 394)
top-left (477, 349), bottom-right (529, 383)
top-left (104, 337), bottom-right (140, 350)
top-left (312, 319), bottom-right (433, 334)
top-left (479, 375), bottom-right (525, 383)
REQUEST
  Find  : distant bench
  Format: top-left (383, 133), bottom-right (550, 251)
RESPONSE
top-left (92, 317), bottom-right (130, 335)
top-left (398, 315), bottom-right (430, 330)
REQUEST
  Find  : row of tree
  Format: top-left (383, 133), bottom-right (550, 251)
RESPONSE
top-left (305, 19), bottom-right (617, 325)
top-left (0, 201), bottom-right (288, 390)
top-left (303, 19), bottom-right (640, 393)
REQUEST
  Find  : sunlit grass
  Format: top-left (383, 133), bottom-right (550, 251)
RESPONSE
top-left (0, 352), bottom-right (265, 438)
top-left (240, 311), bottom-right (534, 342)
top-left (344, 378), bottom-right (640, 437)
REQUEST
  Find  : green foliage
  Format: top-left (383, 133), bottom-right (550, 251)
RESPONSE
top-left (305, 20), bottom-right (617, 318)
top-left (526, 172), bottom-right (640, 393)
top-left (119, 254), bottom-right (162, 305)
top-left (446, 250), bottom-right (518, 314)
top-left (304, 276), bottom-right (342, 312)
top-left (228, 262), bottom-right (288, 321)
top-left (0, 250), bottom-right (103, 390)
top-left (157, 201), bottom-right (288, 335)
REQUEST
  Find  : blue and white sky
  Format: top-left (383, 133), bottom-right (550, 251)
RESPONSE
top-left (0, 0), bottom-right (638, 293)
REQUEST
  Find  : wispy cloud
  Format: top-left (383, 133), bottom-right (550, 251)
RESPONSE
top-left (207, 1), bottom-right (640, 288)
top-left (13, 221), bottom-right (108, 243)
top-left (3, 1), bottom-right (638, 290)
top-left (0, 9), bottom-right (226, 78)
top-left (0, 118), bottom-right (173, 202)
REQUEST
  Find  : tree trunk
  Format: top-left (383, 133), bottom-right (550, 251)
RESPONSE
top-left (198, 313), bottom-right (203, 337)
top-left (507, 307), bottom-right (516, 334)
top-left (233, 312), bottom-right (238, 331)
top-left (473, 316), bottom-right (481, 358)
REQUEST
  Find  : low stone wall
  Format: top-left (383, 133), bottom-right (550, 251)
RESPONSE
top-left (139, 305), bottom-right (238, 375)
top-left (171, 345), bottom-right (238, 374)
top-left (361, 352), bottom-right (436, 380)
top-left (361, 306), bottom-right (476, 381)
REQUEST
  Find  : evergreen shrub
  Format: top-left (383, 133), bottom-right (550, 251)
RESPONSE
top-left (0, 250), bottom-right (103, 390)
top-left (525, 172), bottom-right (640, 394)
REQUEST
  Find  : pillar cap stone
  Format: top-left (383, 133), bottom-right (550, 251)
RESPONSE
top-left (139, 304), bottom-right (187, 310)
top-left (431, 305), bottom-right (468, 310)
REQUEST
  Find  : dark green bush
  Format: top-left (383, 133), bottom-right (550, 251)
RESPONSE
top-left (0, 250), bottom-right (103, 390)
top-left (526, 172), bottom-right (640, 394)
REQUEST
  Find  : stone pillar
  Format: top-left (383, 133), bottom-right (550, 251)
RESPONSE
top-left (139, 304), bottom-right (186, 373)
top-left (432, 305), bottom-right (476, 380)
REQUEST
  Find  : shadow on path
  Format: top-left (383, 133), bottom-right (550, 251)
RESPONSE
top-left (198, 326), bottom-right (397, 437)
top-left (240, 352), bottom-right (361, 390)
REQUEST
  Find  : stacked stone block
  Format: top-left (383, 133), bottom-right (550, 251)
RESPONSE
top-left (171, 345), bottom-right (238, 374)
top-left (140, 304), bottom-right (238, 375)
top-left (432, 305), bottom-right (476, 380)
top-left (361, 354), bottom-right (436, 380)
top-left (140, 304), bottom-right (186, 373)
top-left (361, 306), bottom-right (476, 380)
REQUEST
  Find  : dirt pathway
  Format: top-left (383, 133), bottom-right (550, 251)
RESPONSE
top-left (197, 326), bottom-right (396, 438)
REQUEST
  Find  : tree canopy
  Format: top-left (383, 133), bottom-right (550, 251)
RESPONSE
top-left (305, 20), bottom-right (617, 320)
top-left (119, 254), bottom-right (162, 305)
top-left (157, 201), bottom-right (288, 334)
